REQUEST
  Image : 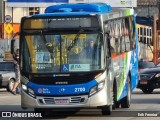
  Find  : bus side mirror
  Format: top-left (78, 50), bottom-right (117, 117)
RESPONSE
top-left (11, 32), bottom-right (19, 54)
top-left (11, 39), bottom-right (15, 54)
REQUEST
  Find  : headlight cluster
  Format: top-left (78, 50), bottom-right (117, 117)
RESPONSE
top-left (22, 84), bottom-right (35, 98)
top-left (155, 73), bottom-right (160, 78)
top-left (89, 81), bottom-right (105, 96)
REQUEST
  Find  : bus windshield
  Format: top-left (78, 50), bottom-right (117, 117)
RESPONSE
top-left (21, 32), bottom-right (104, 73)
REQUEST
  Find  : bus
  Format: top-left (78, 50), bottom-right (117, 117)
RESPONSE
top-left (11, 3), bottom-right (139, 115)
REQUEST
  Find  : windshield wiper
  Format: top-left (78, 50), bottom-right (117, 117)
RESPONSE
top-left (39, 30), bottom-right (54, 53)
top-left (67, 28), bottom-right (84, 51)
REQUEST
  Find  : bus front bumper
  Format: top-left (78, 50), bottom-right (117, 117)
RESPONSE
top-left (21, 88), bottom-right (110, 109)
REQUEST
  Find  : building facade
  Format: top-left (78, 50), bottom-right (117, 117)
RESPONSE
top-left (0, 0), bottom-right (46, 39)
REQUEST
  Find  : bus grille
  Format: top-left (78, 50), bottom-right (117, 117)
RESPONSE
top-left (37, 95), bottom-right (88, 105)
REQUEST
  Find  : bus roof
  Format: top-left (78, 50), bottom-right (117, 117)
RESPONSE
top-left (32, 3), bottom-right (134, 18)
top-left (45, 3), bottom-right (112, 13)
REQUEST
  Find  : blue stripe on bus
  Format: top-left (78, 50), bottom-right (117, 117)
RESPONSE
top-left (27, 80), bottom-right (98, 95)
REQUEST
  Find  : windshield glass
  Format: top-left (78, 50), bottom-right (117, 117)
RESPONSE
top-left (21, 33), bottom-right (104, 73)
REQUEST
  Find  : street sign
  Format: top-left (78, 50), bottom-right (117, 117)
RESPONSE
top-left (5, 23), bottom-right (13, 34)
top-left (5, 15), bottom-right (12, 23)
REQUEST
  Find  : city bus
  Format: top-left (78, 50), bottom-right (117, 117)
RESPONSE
top-left (11, 3), bottom-right (139, 115)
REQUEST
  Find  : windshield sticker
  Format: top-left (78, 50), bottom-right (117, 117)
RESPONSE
top-left (36, 52), bottom-right (51, 63)
top-left (69, 64), bottom-right (90, 71)
top-left (62, 64), bottom-right (69, 72)
top-left (62, 64), bottom-right (90, 72)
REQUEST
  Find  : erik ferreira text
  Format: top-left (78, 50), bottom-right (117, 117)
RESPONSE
top-left (138, 112), bottom-right (158, 117)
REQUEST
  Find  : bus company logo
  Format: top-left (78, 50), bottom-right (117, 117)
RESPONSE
top-left (53, 74), bottom-right (70, 77)
top-left (53, 74), bottom-right (56, 77)
top-left (38, 88), bottom-right (43, 93)
top-left (59, 88), bottom-right (65, 93)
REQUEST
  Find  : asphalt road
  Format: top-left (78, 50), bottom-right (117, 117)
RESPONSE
top-left (0, 88), bottom-right (160, 120)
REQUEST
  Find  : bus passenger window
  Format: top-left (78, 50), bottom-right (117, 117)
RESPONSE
top-left (115, 38), bottom-right (120, 54)
top-left (129, 17), bottom-right (136, 49)
top-left (121, 35), bottom-right (125, 52)
top-left (110, 37), bottom-right (116, 53)
top-left (125, 18), bottom-right (131, 51)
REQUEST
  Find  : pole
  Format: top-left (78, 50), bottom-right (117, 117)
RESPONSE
top-left (153, 14), bottom-right (158, 64)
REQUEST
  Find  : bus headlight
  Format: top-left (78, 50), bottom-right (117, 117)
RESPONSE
top-left (28, 88), bottom-right (35, 97)
top-left (22, 84), bottom-right (27, 91)
top-left (89, 81), bottom-right (105, 96)
top-left (21, 84), bottom-right (35, 98)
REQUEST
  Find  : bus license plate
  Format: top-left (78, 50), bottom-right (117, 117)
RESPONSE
top-left (54, 99), bottom-right (69, 104)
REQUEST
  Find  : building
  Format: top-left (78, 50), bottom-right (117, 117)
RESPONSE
top-left (136, 0), bottom-right (159, 17)
top-left (0, 0), bottom-right (48, 39)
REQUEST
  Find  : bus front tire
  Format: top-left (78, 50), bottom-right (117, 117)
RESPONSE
top-left (121, 76), bottom-right (131, 108)
top-left (112, 81), bottom-right (120, 109)
top-left (101, 105), bottom-right (112, 115)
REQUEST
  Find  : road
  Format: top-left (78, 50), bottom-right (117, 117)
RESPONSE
top-left (0, 88), bottom-right (160, 119)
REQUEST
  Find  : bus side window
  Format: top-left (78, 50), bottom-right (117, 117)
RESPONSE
top-left (124, 18), bottom-right (131, 52)
top-left (105, 33), bottom-right (112, 57)
top-left (115, 38), bottom-right (120, 54)
top-left (114, 23), bottom-right (119, 54)
top-left (129, 16), bottom-right (136, 50)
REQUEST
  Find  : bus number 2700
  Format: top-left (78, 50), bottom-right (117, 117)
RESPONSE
top-left (75, 87), bottom-right (85, 92)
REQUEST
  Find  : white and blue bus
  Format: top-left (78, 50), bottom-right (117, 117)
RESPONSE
top-left (11, 3), bottom-right (138, 115)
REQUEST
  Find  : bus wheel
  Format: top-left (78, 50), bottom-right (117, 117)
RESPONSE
top-left (121, 76), bottom-right (131, 108)
top-left (101, 105), bottom-right (112, 115)
top-left (112, 82), bottom-right (120, 109)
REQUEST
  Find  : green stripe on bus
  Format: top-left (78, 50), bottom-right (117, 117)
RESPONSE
top-left (117, 53), bottom-right (127, 100)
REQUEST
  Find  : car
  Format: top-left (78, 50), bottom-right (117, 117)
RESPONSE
top-left (0, 61), bottom-right (15, 92)
top-left (138, 60), bottom-right (155, 72)
top-left (137, 64), bottom-right (160, 94)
